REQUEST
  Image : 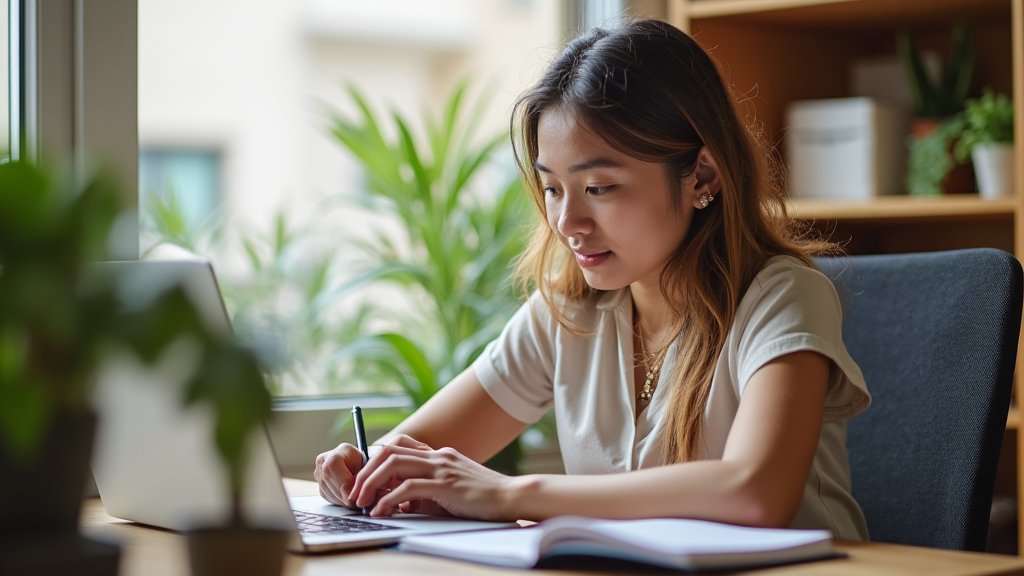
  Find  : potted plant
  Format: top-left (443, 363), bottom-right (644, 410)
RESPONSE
top-left (954, 90), bottom-right (1015, 199)
top-left (0, 160), bottom-right (285, 575)
top-left (179, 335), bottom-right (287, 576)
top-left (327, 82), bottom-right (529, 472)
top-left (905, 115), bottom-right (967, 197)
top-left (899, 24), bottom-right (975, 195)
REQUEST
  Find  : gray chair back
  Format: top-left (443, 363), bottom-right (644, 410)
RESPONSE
top-left (816, 248), bottom-right (1022, 551)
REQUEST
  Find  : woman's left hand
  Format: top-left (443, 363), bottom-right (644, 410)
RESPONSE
top-left (348, 443), bottom-right (516, 521)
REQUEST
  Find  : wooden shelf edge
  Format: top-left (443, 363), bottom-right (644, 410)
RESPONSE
top-left (788, 195), bottom-right (1017, 221)
top-left (688, 0), bottom-right (857, 18)
top-left (687, 0), bottom-right (1006, 21)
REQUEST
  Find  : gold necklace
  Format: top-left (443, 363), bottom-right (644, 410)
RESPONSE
top-left (636, 322), bottom-right (666, 408)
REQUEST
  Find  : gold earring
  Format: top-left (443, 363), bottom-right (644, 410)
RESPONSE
top-left (698, 192), bottom-right (714, 209)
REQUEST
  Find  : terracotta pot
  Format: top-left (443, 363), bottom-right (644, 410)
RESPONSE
top-left (186, 524), bottom-right (289, 576)
top-left (0, 409), bottom-right (96, 534)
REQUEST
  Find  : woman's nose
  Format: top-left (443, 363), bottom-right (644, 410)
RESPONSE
top-left (555, 194), bottom-right (593, 239)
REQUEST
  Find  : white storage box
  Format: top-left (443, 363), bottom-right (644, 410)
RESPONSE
top-left (786, 98), bottom-right (907, 200)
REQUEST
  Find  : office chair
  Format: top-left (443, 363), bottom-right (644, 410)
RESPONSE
top-left (816, 248), bottom-right (1023, 552)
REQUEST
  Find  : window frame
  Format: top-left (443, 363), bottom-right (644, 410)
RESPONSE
top-left (16, 0), bottom-right (138, 258)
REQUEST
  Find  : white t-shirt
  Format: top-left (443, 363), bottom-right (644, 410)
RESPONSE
top-left (473, 255), bottom-right (871, 540)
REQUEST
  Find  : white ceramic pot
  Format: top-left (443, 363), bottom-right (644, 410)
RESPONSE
top-left (971, 143), bottom-right (1015, 199)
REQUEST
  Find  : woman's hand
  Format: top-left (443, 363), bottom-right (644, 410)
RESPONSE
top-left (314, 434), bottom-right (436, 508)
top-left (349, 440), bottom-right (516, 521)
top-left (313, 442), bottom-right (365, 507)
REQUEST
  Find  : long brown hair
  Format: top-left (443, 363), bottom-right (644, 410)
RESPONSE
top-left (510, 19), bottom-right (831, 463)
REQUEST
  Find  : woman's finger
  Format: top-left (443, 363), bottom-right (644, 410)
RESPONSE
top-left (319, 461), bottom-right (348, 505)
top-left (370, 478), bottom-right (443, 517)
top-left (352, 451), bottom-right (439, 509)
top-left (385, 434), bottom-right (433, 451)
top-left (349, 444), bottom-right (434, 503)
top-left (399, 499), bottom-right (451, 516)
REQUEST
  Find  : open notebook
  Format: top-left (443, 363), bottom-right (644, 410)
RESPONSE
top-left (397, 516), bottom-right (839, 571)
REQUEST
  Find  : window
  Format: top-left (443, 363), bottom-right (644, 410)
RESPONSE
top-left (139, 148), bottom-right (222, 228)
top-left (138, 0), bottom-right (564, 398)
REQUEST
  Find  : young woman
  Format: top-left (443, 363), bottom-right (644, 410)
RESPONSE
top-left (314, 19), bottom-right (871, 540)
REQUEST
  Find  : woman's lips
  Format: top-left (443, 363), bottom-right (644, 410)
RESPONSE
top-left (574, 251), bottom-right (611, 268)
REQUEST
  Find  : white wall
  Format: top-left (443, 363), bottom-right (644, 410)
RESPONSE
top-left (139, 0), bottom-right (561, 239)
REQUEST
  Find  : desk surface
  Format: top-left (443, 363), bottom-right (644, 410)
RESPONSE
top-left (81, 480), bottom-right (1024, 576)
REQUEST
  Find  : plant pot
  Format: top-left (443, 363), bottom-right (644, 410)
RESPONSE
top-left (186, 524), bottom-right (289, 576)
top-left (972, 143), bottom-right (1015, 199)
top-left (0, 409), bottom-right (96, 534)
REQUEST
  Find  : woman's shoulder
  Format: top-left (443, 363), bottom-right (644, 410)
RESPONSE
top-left (751, 254), bottom-right (835, 292)
top-left (739, 254), bottom-right (841, 318)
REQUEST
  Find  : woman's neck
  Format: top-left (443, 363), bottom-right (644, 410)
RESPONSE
top-left (629, 283), bottom-right (675, 349)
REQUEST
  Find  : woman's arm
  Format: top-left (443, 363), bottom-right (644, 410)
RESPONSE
top-left (509, 350), bottom-right (829, 526)
top-left (378, 366), bottom-right (531, 462)
top-left (315, 366), bottom-right (529, 506)
top-left (355, 350), bottom-right (829, 527)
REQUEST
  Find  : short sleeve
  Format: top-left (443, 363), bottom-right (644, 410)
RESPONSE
top-left (734, 259), bottom-right (870, 420)
top-left (472, 292), bottom-right (557, 424)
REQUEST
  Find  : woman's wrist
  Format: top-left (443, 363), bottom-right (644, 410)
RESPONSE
top-left (504, 473), bottom-right (546, 520)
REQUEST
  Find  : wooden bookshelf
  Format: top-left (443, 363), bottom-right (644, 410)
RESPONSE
top-left (660, 0), bottom-right (1024, 554)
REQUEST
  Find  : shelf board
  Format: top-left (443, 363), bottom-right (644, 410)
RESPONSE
top-left (688, 0), bottom-right (1007, 27)
top-left (787, 195), bottom-right (1017, 222)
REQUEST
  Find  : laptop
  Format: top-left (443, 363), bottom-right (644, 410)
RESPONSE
top-left (89, 258), bottom-right (514, 552)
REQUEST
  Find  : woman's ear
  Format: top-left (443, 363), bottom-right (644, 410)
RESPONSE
top-left (689, 147), bottom-right (723, 210)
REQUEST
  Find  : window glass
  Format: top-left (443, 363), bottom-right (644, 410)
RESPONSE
top-left (139, 0), bottom-right (562, 397)
top-left (140, 148), bottom-right (221, 227)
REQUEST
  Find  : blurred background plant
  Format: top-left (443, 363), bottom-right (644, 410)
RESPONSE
top-left (143, 192), bottom-right (379, 398)
top-left (898, 24), bottom-right (974, 119)
top-left (905, 115), bottom-right (967, 196)
top-left (144, 80), bottom-right (534, 471)
top-left (954, 89), bottom-right (1014, 163)
top-left (899, 24), bottom-right (976, 196)
top-left (321, 81), bottom-right (530, 471)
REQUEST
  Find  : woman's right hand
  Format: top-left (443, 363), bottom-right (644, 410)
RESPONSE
top-left (314, 434), bottom-right (435, 508)
top-left (314, 443), bottom-right (365, 507)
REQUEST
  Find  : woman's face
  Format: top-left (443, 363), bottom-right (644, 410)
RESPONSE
top-left (536, 107), bottom-right (697, 291)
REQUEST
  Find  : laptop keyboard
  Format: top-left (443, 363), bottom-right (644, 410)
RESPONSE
top-left (292, 510), bottom-right (400, 535)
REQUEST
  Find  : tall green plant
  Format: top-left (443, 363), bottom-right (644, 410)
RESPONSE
top-left (898, 25), bottom-right (974, 118)
top-left (327, 82), bottom-right (528, 431)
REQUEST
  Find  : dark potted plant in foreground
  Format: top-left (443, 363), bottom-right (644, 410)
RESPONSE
top-left (0, 160), bottom-right (285, 576)
top-left (179, 335), bottom-right (287, 576)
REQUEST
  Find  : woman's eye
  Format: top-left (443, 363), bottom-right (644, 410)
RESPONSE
top-left (543, 186), bottom-right (560, 197)
top-left (585, 185), bottom-right (613, 195)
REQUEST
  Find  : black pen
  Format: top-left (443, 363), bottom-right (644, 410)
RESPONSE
top-left (352, 405), bottom-right (370, 515)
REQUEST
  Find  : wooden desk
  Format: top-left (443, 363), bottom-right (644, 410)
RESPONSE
top-left (81, 481), bottom-right (1024, 576)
